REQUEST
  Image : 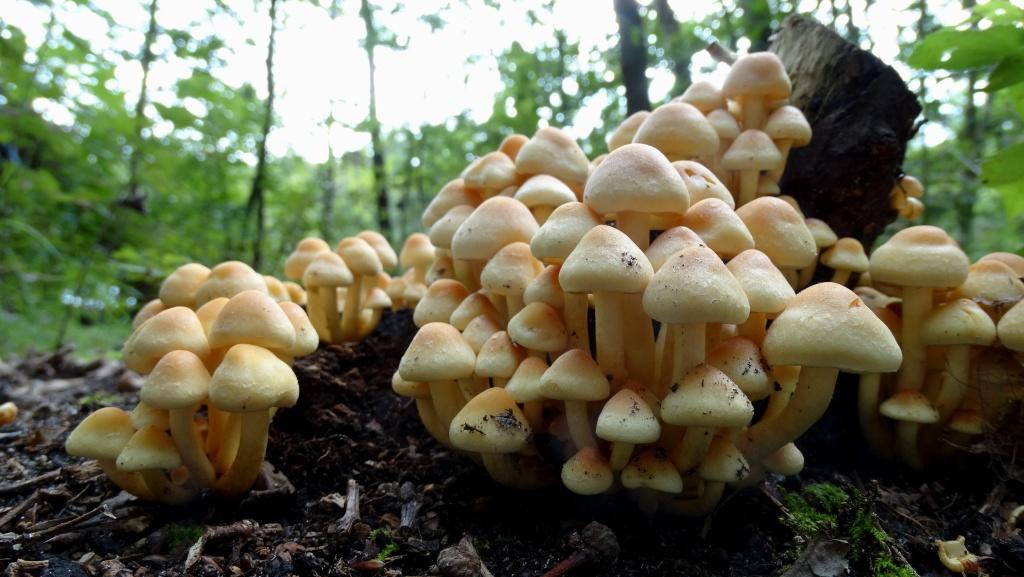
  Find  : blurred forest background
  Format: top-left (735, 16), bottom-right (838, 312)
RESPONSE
top-left (1, 0), bottom-right (1023, 357)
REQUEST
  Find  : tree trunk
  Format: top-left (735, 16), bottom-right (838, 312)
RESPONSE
top-left (956, 0), bottom-right (979, 246)
top-left (654, 0), bottom-right (692, 98)
top-left (321, 144), bottom-right (336, 241)
top-left (360, 0), bottom-right (391, 242)
top-left (770, 15), bottom-right (921, 247)
top-left (121, 0), bottom-right (159, 213)
top-left (738, 0), bottom-right (773, 51)
top-left (246, 0), bottom-right (278, 271)
top-left (614, 0), bottom-right (650, 114)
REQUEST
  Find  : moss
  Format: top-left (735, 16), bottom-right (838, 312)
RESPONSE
top-left (782, 482), bottom-right (849, 535)
top-left (377, 541), bottom-right (400, 560)
top-left (78, 391), bottom-right (122, 407)
top-left (163, 524), bottom-right (204, 549)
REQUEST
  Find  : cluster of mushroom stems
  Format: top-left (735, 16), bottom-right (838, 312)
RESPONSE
top-left (394, 52), bottom-right (909, 515)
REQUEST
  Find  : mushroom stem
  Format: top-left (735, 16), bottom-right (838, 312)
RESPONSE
top-left (458, 377), bottom-right (486, 401)
top-left (670, 427), bottom-right (715, 472)
top-left (522, 401), bottom-right (544, 430)
top-left (413, 264), bottom-right (428, 286)
top-left (415, 398), bottom-right (451, 446)
top-left (215, 410), bottom-right (271, 497)
top-left (532, 205), bottom-right (555, 225)
top-left (480, 453), bottom-right (551, 489)
top-left (670, 323), bottom-right (706, 387)
top-left (623, 293), bottom-right (656, 385)
top-left (742, 97), bottom-right (766, 132)
top-left (895, 421), bottom-right (925, 469)
top-left (895, 286), bottom-right (932, 392)
top-left (769, 141), bottom-right (793, 181)
top-left (97, 459), bottom-right (156, 501)
top-left (506, 293), bottom-right (525, 319)
top-left (738, 169), bottom-right (759, 207)
top-left (454, 259), bottom-right (479, 292)
top-left (932, 344), bottom-right (971, 424)
top-left (564, 400), bottom-right (597, 450)
top-left (764, 367), bottom-right (798, 420)
top-left (142, 469), bottom-right (198, 505)
top-left (797, 264), bottom-right (816, 289)
top-left (340, 274), bottom-right (365, 342)
top-left (857, 373), bottom-right (893, 459)
top-left (430, 380), bottom-right (463, 430)
top-left (661, 480), bottom-right (724, 516)
top-left (564, 293), bottom-right (590, 352)
top-left (737, 312), bottom-right (767, 343)
top-left (594, 292), bottom-right (627, 384)
top-left (205, 405), bottom-right (228, 455)
top-left (609, 442), bottom-right (634, 472)
top-left (216, 413), bottom-right (241, 474)
top-left (321, 286), bottom-right (343, 343)
top-left (830, 268), bottom-right (852, 286)
top-left (739, 366), bottom-right (840, 462)
top-left (169, 409), bottom-right (216, 488)
top-left (655, 323), bottom-right (675, 396)
top-left (305, 288), bottom-right (328, 341)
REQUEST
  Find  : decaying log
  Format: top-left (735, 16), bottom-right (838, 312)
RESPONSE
top-left (771, 15), bottom-right (921, 247)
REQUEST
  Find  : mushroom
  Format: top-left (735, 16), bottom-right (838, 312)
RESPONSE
top-left (195, 261), bottom-right (267, 307)
top-left (979, 252), bottom-right (1024, 278)
top-left (302, 251), bottom-right (352, 343)
top-left (507, 301), bottom-right (568, 360)
top-left (476, 330), bottom-right (525, 388)
top-left (65, 407), bottom-right (155, 500)
top-left (392, 370), bottom-right (449, 446)
top-left (608, 111), bottom-right (650, 152)
top-left (480, 242), bottom-right (542, 318)
top-left (726, 249), bottom-right (794, 343)
top-left (159, 263), bottom-right (211, 308)
top-left (738, 283), bottom-right (902, 463)
top-left (505, 355), bottom-right (549, 429)
top-left (449, 292), bottom-right (501, 331)
top-left (998, 298), bottom-right (1024, 351)
top-left (122, 307), bottom-right (210, 374)
top-left (936, 536), bottom-right (980, 574)
top-left (680, 198), bottom-right (755, 260)
top-left (523, 265), bottom-right (565, 310)
top-left (621, 447), bottom-right (683, 498)
top-left (451, 196), bottom-right (538, 292)
top-left (819, 237), bottom-right (869, 286)
top-left (338, 237), bottom-right (383, 342)
top-left (721, 130), bottom-right (782, 207)
top-left (632, 102), bottom-right (719, 165)
top-left (399, 233), bottom-right (436, 289)
top-left (951, 259), bottom-right (1024, 319)
top-left (414, 279), bottom-right (470, 327)
top-left (498, 133), bottom-right (529, 160)
top-left (677, 80), bottom-right (726, 114)
top-left (538, 348), bottom-right (609, 450)
top-left (207, 290), bottom-right (296, 355)
top-left (735, 196), bottom-right (817, 282)
top-left (514, 174), bottom-right (577, 224)
top-left (116, 425), bottom-right (196, 504)
top-left (697, 434), bottom-right (751, 483)
top-left (284, 237), bottom-right (331, 281)
top-left (920, 299), bottom-right (996, 425)
top-left (672, 160), bottom-right (734, 209)
top-left (448, 387), bottom-right (538, 488)
top-left (0, 401), bottom-right (17, 426)
top-left (722, 52), bottom-right (791, 131)
top-left (132, 299), bottom-right (167, 331)
top-left (596, 387), bottom-right (661, 471)
top-left (514, 127), bottom-right (590, 195)
top-left (421, 178), bottom-right (481, 229)
top-left (707, 337), bottom-right (773, 401)
top-left (356, 230), bottom-right (399, 272)
top-left (561, 447), bottom-right (614, 495)
top-left (263, 275), bottom-right (291, 302)
top-left (763, 105), bottom-right (811, 181)
top-left (399, 322), bottom-right (477, 429)
top-left (464, 151), bottom-right (518, 199)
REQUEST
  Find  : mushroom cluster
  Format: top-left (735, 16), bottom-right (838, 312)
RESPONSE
top-left (395, 52), bottom-right (903, 515)
top-left (284, 231), bottom-right (434, 343)
top-left (66, 271), bottom-right (318, 502)
top-left (856, 227), bottom-right (1024, 468)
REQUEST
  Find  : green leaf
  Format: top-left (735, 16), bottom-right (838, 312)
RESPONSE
top-left (1010, 83), bottom-right (1024, 119)
top-left (970, 0), bottom-right (1024, 25)
top-left (982, 142), bottom-right (1024, 187)
top-left (987, 52), bottom-right (1024, 91)
top-left (909, 26), bottom-right (1024, 70)
top-left (998, 179), bottom-right (1024, 220)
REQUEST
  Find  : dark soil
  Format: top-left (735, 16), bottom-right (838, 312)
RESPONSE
top-left (1, 310), bottom-right (1021, 576)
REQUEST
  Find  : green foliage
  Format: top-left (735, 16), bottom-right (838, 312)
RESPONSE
top-left (782, 482), bottom-right (849, 535)
top-left (377, 541), bottom-right (400, 560)
top-left (163, 524), bottom-right (205, 549)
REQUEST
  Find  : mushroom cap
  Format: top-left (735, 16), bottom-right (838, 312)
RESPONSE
top-left (195, 261), bottom-right (268, 307)
top-left (208, 290), bottom-right (296, 351)
top-left (122, 306), bottom-right (210, 374)
top-left (642, 243), bottom-right (750, 325)
top-left (391, 370), bottom-right (430, 399)
top-left (763, 105), bottom-right (811, 145)
top-left (530, 202), bottom-right (601, 263)
top-left (115, 426), bottom-right (182, 472)
top-left (707, 108), bottom-right (741, 140)
top-left (697, 436), bottom-right (750, 482)
top-left (762, 282), bottom-right (902, 373)
top-left (763, 443), bottom-right (805, 476)
top-left (869, 225), bottom-right (969, 288)
top-left (620, 448), bottom-right (683, 493)
top-left (947, 408), bottom-right (985, 435)
top-left (422, 179), bottom-right (481, 229)
top-left (951, 260), bottom-right (1024, 306)
top-left (721, 130), bottom-right (783, 172)
top-left (998, 299), bottom-right (1024, 351)
top-left (210, 344), bottom-right (299, 412)
top-left (284, 237), bottom-right (331, 280)
top-left (515, 174), bottom-right (578, 210)
top-left (278, 301), bottom-right (319, 357)
top-left (757, 175), bottom-right (780, 197)
top-left (707, 337), bottom-right (772, 400)
top-left (584, 143), bottom-right (689, 216)
top-left (447, 387), bottom-right (531, 454)
top-left (559, 225), bottom-right (653, 294)
top-left (195, 297), bottom-right (229, 336)
top-left (498, 133), bottom-right (529, 160)
top-left (678, 80), bottom-right (726, 113)
top-left (141, 350), bottom-right (211, 410)
top-left (463, 151), bottom-right (517, 196)
top-left (608, 111), bottom-right (651, 152)
top-left (804, 218), bottom-right (838, 249)
top-left (414, 279), bottom-right (470, 327)
top-left (632, 103), bottom-right (719, 161)
top-left (821, 238), bottom-right (869, 273)
top-left (263, 275), bottom-right (291, 302)
top-left (65, 407), bottom-right (136, 460)
top-left (130, 401), bottom-right (170, 430)
top-left (538, 348), bottom-right (610, 402)
top-left (159, 263), bottom-right (211, 308)
top-left (480, 242), bottom-right (542, 296)
top-left (303, 251), bottom-right (353, 288)
top-left (561, 447), bottom-right (614, 495)
top-left (645, 226), bottom-right (704, 272)
top-left (284, 281), bottom-right (306, 305)
top-left (523, 264), bottom-right (565, 309)
top-left (132, 299), bottom-right (167, 331)
top-left (515, 127), bottom-right (590, 188)
top-left (339, 237), bottom-right (384, 276)
top-left (462, 313), bottom-right (503, 353)
top-left (356, 230), bottom-right (399, 270)
top-left (920, 298), bottom-right (996, 347)
top-left (596, 388), bottom-right (660, 444)
top-left (661, 364), bottom-right (754, 428)
top-left (429, 205), bottom-right (475, 250)
top-left (878, 391), bottom-right (939, 424)
top-left (735, 197), bottom-right (817, 268)
top-left (507, 302), bottom-right (568, 353)
top-left (722, 52), bottom-right (792, 101)
top-left (897, 174), bottom-right (925, 199)
top-left (853, 286), bottom-right (901, 312)
top-left (726, 249), bottom-right (795, 314)
top-left (425, 255), bottom-right (455, 286)
top-left (681, 198), bottom-right (755, 259)
top-left (979, 252), bottom-right (1024, 278)
top-left (672, 161), bottom-right (734, 208)
top-left (475, 331), bottom-right (525, 379)
top-left (452, 197), bottom-right (539, 261)
top-left (506, 356), bottom-right (549, 403)
top-left (449, 292), bottom-right (500, 331)
top-left (400, 322), bottom-right (477, 382)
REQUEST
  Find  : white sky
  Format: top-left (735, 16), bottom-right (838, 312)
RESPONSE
top-left (1, 0), bottom-right (994, 163)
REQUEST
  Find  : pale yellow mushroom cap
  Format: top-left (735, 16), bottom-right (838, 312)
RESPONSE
top-left (302, 252), bottom-right (352, 289)
top-left (608, 111), bottom-right (650, 152)
top-left (449, 292), bottom-right (500, 331)
top-left (561, 447), bottom-right (614, 495)
top-left (142, 350), bottom-right (211, 410)
top-left (195, 261), bottom-right (268, 307)
top-left (559, 225), bottom-right (653, 294)
top-left (707, 337), bottom-right (772, 400)
top-left (620, 448), bottom-right (683, 493)
top-left (515, 127), bottom-right (590, 189)
top-left (507, 302), bottom-right (568, 353)
top-left (530, 202), bottom-right (601, 263)
top-left (821, 238), bottom-right (869, 273)
top-left (539, 348), bottom-right (609, 401)
top-left (523, 265), bottom-right (565, 309)
top-left (498, 133), bottom-right (529, 160)
top-left (879, 391), bottom-right (939, 424)
top-left (596, 388), bottom-right (660, 444)
top-left (279, 301), bottom-right (319, 357)
top-left (338, 237), bottom-right (383, 277)
top-left (726, 249), bottom-right (795, 315)
top-left (209, 344), bottom-right (299, 412)
top-left (681, 198), bottom-right (755, 259)
top-left (132, 299), bottom-right (167, 331)
top-left (920, 298), bottom-right (996, 347)
top-left (735, 196), bottom-right (817, 268)
top-left (678, 80), bottom-right (726, 113)
top-left (480, 242), bottom-right (542, 297)
top-left (506, 356), bottom-right (548, 404)
top-left (414, 279), bottom-right (470, 328)
top-left (584, 143), bottom-right (689, 216)
top-left (463, 151), bottom-right (517, 197)
top-left (391, 370), bottom-right (430, 399)
top-left (672, 161), bottom-right (734, 208)
top-left (697, 436), bottom-right (750, 482)
top-left (452, 197), bottom-right (539, 261)
top-left (979, 252), bottom-right (1024, 277)
top-left (763, 105), bottom-right (811, 146)
top-left (65, 406), bottom-right (136, 460)
top-left (951, 260), bottom-right (1024, 306)
top-left (514, 174), bottom-right (577, 212)
top-left (722, 52), bottom-right (791, 102)
top-left (661, 364), bottom-right (753, 428)
top-left (869, 225), bottom-right (968, 288)
top-left (462, 314), bottom-right (502, 353)
top-left (998, 299), bottom-right (1024, 351)
top-left (208, 290), bottom-right (296, 352)
top-left (448, 387), bottom-right (531, 454)
top-left (475, 331), bottom-right (525, 379)
top-left (115, 426), bottom-right (182, 472)
top-left (721, 130), bottom-right (783, 173)
top-left (642, 243), bottom-right (749, 325)
top-left (399, 322), bottom-right (477, 382)
top-left (122, 306), bottom-right (210, 374)
top-left (645, 226), bottom-right (704, 272)
top-left (284, 238), bottom-right (331, 281)
top-left (422, 178), bottom-right (481, 229)
top-left (632, 103), bottom-right (719, 161)
top-left (159, 263), bottom-right (211, 308)
top-left (357, 230), bottom-right (399, 270)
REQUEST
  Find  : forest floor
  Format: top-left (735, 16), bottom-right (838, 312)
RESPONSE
top-left (1, 310), bottom-right (1022, 577)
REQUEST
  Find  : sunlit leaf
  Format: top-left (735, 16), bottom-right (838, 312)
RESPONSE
top-left (986, 53), bottom-right (1024, 92)
top-left (909, 26), bottom-right (1024, 70)
top-left (982, 142), bottom-right (1024, 187)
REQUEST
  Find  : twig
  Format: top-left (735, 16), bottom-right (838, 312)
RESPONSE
top-left (399, 482), bottom-right (420, 529)
top-left (541, 552), bottom-right (587, 577)
top-left (22, 492), bottom-right (132, 541)
top-left (337, 479), bottom-right (360, 533)
top-left (0, 490), bottom-right (38, 529)
top-left (184, 520), bottom-right (257, 570)
top-left (706, 41), bottom-right (737, 65)
top-left (0, 468), bottom-right (61, 496)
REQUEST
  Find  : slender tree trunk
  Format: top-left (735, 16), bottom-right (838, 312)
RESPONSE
top-left (654, 0), bottom-right (692, 98)
top-left (321, 140), bottom-right (336, 240)
top-left (916, 0), bottom-right (932, 219)
top-left (739, 0), bottom-right (773, 51)
top-left (956, 0), bottom-right (979, 246)
top-left (246, 0), bottom-right (278, 270)
top-left (121, 0), bottom-right (158, 213)
top-left (614, 0), bottom-right (650, 114)
top-left (360, 0), bottom-right (391, 241)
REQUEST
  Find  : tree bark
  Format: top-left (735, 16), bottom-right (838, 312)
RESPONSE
top-left (121, 0), bottom-right (159, 213)
top-left (769, 15), bottom-right (921, 247)
top-left (246, 0), bottom-right (278, 270)
top-left (360, 0), bottom-right (391, 241)
top-left (654, 0), bottom-right (692, 98)
top-left (956, 0), bottom-right (979, 246)
top-left (614, 0), bottom-right (650, 115)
